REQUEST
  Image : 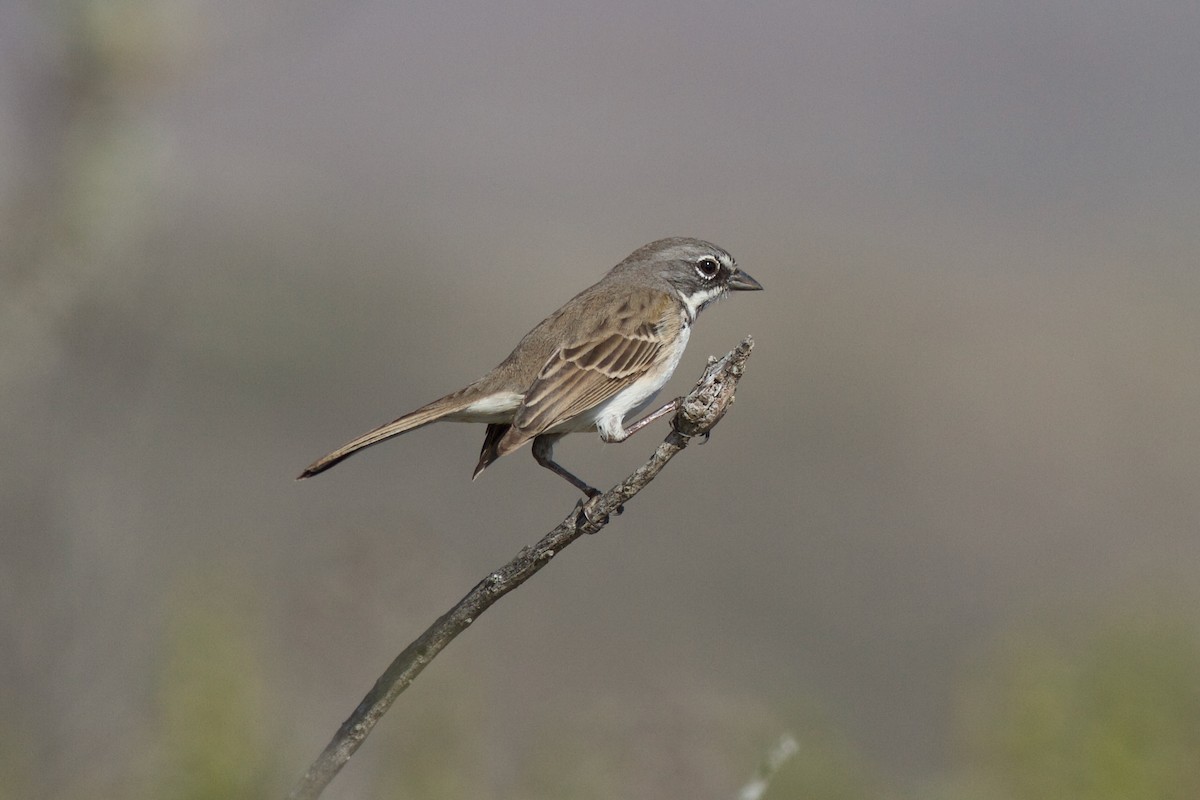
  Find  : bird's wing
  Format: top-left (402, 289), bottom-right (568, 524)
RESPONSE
top-left (498, 288), bottom-right (678, 453)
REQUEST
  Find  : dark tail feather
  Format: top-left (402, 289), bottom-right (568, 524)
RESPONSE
top-left (472, 423), bottom-right (511, 479)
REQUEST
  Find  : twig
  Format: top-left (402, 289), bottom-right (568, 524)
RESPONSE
top-left (287, 336), bottom-right (755, 800)
top-left (737, 733), bottom-right (800, 800)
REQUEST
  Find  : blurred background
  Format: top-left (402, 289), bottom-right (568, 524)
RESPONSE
top-left (3, 1), bottom-right (1199, 798)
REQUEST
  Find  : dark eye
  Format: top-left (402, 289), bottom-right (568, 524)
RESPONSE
top-left (695, 256), bottom-right (721, 279)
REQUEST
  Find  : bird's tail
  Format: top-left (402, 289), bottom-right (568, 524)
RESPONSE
top-left (297, 392), bottom-right (478, 479)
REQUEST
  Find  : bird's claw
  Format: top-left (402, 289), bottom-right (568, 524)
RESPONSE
top-left (575, 498), bottom-right (606, 532)
top-left (574, 492), bottom-right (622, 532)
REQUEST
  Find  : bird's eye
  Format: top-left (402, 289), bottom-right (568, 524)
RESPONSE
top-left (695, 257), bottom-right (721, 279)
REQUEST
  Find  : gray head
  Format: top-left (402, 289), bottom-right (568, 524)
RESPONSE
top-left (614, 237), bottom-right (763, 322)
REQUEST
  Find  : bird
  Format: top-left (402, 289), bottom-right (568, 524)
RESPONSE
top-left (298, 237), bottom-right (763, 496)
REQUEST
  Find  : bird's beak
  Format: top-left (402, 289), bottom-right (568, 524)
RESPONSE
top-left (728, 269), bottom-right (764, 291)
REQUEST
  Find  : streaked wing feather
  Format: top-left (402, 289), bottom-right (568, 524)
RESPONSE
top-left (511, 292), bottom-right (673, 437)
top-left (514, 349), bottom-right (639, 433)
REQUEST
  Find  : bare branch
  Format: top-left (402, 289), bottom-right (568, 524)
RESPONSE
top-left (287, 336), bottom-right (755, 800)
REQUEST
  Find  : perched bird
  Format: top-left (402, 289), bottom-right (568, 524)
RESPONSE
top-left (299, 237), bottom-right (763, 495)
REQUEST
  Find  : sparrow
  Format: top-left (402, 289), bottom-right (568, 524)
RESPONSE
top-left (298, 237), bottom-right (763, 496)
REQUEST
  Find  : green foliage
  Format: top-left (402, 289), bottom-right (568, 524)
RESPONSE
top-left (149, 576), bottom-right (278, 800)
top-left (516, 734), bottom-right (623, 800)
top-left (758, 725), bottom-right (875, 800)
top-left (959, 613), bottom-right (1200, 800)
top-left (130, 573), bottom-right (1200, 800)
top-left (372, 677), bottom-right (488, 800)
top-left (512, 697), bottom-right (875, 800)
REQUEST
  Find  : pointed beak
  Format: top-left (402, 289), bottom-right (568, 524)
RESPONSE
top-left (728, 269), bottom-right (763, 291)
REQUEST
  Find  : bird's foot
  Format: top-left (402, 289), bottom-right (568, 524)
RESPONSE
top-left (575, 490), bottom-right (622, 532)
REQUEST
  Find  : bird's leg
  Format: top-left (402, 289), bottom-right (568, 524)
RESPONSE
top-left (532, 434), bottom-right (623, 531)
top-left (601, 398), bottom-right (681, 443)
top-left (531, 434), bottom-right (601, 498)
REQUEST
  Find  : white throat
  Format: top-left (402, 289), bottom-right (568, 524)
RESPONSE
top-left (679, 285), bottom-right (726, 325)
